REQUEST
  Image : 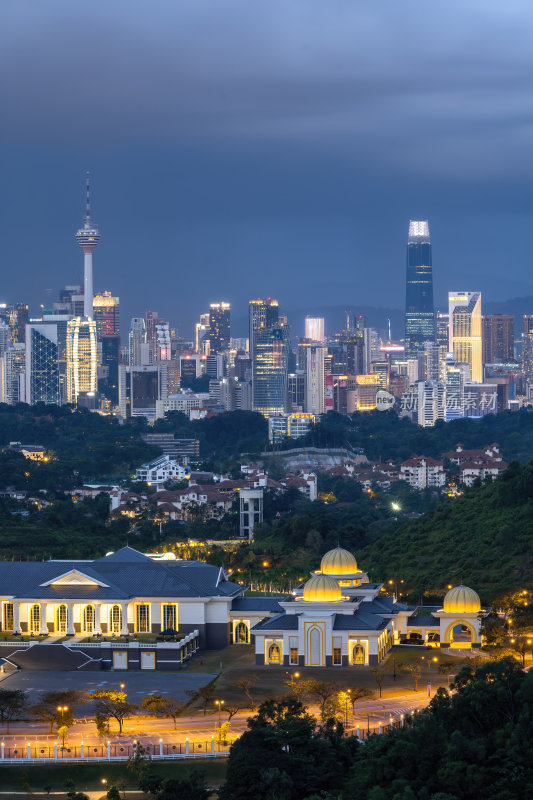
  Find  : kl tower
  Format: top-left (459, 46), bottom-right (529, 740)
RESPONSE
top-left (75, 172), bottom-right (101, 318)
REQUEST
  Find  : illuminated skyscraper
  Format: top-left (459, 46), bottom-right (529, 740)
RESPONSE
top-left (26, 323), bottom-right (61, 405)
top-left (405, 220), bottom-right (435, 358)
top-left (448, 292), bottom-right (482, 383)
top-left (209, 302), bottom-right (231, 353)
top-left (93, 292), bottom-right (120, 337)
top-left (249, 298), bottom-right (279, 355)
top-left (252, 322), bottom-right (290, 416)
top-left (305, 316), bottom-right (325, 343)
top-left (75, 173), bottom-right (100, 319)
top-left (66, 317), bottom-right (98, 404)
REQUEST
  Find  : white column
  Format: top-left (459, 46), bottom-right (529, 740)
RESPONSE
top-left (39, 603), bottom-right (48, 636)
top-left (66, 603), bottom-right (75, 636)
top-left (13, 603), bottom-right (20, 634)
top-left (211, 736), bottom-right (215, 755)
top-left (159, 739), bottom-right (163, 757)
top-left (185, 738), bottom-right (189, 756)
top-left (80, 742), bottom-right (84, 758)
top-left (94, 603), bottom-right (102, 635)
top-left (1, 742), bottom-right (4, 759)
top-left (54, 743), bottom-right (58, 760)
top-left (84, 253), bottom-right (93, 319)
top-left (121, 603), bottom-right (129, 636)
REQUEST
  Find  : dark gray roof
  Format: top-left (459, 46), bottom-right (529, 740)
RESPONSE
top-left (333, 611), bottom-right (389, 631)
top-left (0, 547), bottom-right (244, 601)
top-left (231, 597), bottom-right (285, 613)
top-left (407, 615), bottom-right (439, 627)
top-left (360, 597), bottom-right (411, 615)
top-left (252, 613), bottom-right (299, 631)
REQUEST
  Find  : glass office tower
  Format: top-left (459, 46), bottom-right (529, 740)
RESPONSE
top-left (405, 220), bottom-right (435, 358)
top-left (252, 323), bottom-right (290, 416)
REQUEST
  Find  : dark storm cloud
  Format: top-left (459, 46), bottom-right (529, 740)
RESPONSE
top-left (1, 1), bottom-right (533, 334)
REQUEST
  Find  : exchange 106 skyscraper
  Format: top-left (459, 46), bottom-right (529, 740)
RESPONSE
top-left (404, 220), bottom-right (435, 358)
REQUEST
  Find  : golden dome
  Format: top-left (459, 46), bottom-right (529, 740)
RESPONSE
top-left (443, 585), bottom-right (481, 613)
top-left (320, 547), bottom-right (358, 576)
top-left (303, 574), bottom-right (342, 602)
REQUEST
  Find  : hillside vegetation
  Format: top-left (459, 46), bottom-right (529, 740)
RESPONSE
top-left (360, 460), bottom-right (533, 602)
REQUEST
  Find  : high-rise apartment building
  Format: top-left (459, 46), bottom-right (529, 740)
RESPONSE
top-left (0, 304), bottom-right (29, 344)
top-left (305, 345), bottom-right (327, 414)
top-left (305, 316), bottom-right (325, 343)
top-left (0, 343), bottom-right (26, 404)
top-left (436, 312), bottom-right (449, 351)
top-left (417, 380), bottom-right (445, 427)
top-left (93, 292), bottom-right (120, 338)
top-left (119, 363), bottom-right (168, 419)
top-left (449, 292), bottom-right (482, 383)
top-left (25, 323), bottom-right (61, 405)
top-left (209, 303), bottom-right (231, 354)
top-left (405, 220), bottom-right (435, 358)
top-left (195, 313), bottom-right (210, 354)
top-left (288, 372), bottom-right (306, 411)
top-left (249, 298), bottom-right (279, 355)
top-left (482, 315), bottom-right (514, 364)
top-left (252, 322), bottom-right (290, 416)
top-left (522, 316), bottom-right (533, 381)
top-left (66, 318), bottom-right (97, 404)
top-left (129, 318), bottom-right (148, 366)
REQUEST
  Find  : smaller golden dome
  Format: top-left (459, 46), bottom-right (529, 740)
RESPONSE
top-left (320, 547), bottom-right (358, 576)
top-left (443, 585), bottom-right (481, 613)
top-left (303, 574), bottom-right (342, 602)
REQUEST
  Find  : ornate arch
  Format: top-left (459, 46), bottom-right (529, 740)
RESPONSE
top-left (444, 618), bottom-right (478, 645)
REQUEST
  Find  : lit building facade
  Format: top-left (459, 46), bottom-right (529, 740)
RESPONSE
top-left (249, 298), bottom-right (279, 355)
top-left (356, 374), bottom-right (380, 410)
top-left (405, 220), bottom-right (435, 358)
top-left (252, 323), bottom-right (290, 417)
top-left (306, 344), bottom-right (327, 414)
top-left (209, 302), bottom-right (231, 354)
top-left (66, 318), bottom-right (98, 404)
top-left (449, 292), bottom-right (482, 383)
top-left (25, 323), bottom-right (61, 405)
top-left (305, 316), bottom-right (325, 343)
top-left (93, 292), bottom-right (120, 338)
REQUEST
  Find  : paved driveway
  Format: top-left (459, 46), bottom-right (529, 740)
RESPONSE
top-left (0, 669), bottom-right (217, 705)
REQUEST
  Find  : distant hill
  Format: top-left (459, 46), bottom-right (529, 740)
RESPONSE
top-left (360, 460), bottom-right (533, 602)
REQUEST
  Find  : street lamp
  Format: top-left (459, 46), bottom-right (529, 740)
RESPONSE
top-left (215, 699), bottom-right (224, 727)
top-left (344, 689), bottom-right (351, 727)
top-left (57, 705), bottom-right (68, 720)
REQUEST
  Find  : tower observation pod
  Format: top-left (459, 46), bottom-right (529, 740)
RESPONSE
top-left (75, 172), bottom-right (101, 319)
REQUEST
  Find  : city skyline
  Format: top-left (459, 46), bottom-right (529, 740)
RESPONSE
top-left (2, 2), bottom-right (533, 333)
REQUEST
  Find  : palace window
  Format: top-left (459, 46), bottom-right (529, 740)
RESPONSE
top-left (136, 604), bottom-right (150, 633)
top-left (234, 622), bottom-right (249, 644)
top-left (162, 604), bottom-right (177, 631)
top-left (289, 647), bottom-right (298, 665)
top-left (109, 605), bottom-right (122, 635)
top-left (30, 604), bottom-right (40, 634)
top-left (3, 603), bottom-right (13, 631)
top-left (56, 604), bottom-right (68, 634)
top-left (333, 647), bottom-right (342, 665)
top-left (268, 643), bottom-right (281, 664)
top-left (84, 605), bottom-right (95, 634)
top-left (352, 644), bottom-right (365, 664)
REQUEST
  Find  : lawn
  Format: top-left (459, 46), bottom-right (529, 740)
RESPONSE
top-left (185, 644), bottom-right (474, 711)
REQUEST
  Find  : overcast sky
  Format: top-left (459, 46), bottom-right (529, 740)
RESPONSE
top-left (1, 1), bottom-right (533, 338)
